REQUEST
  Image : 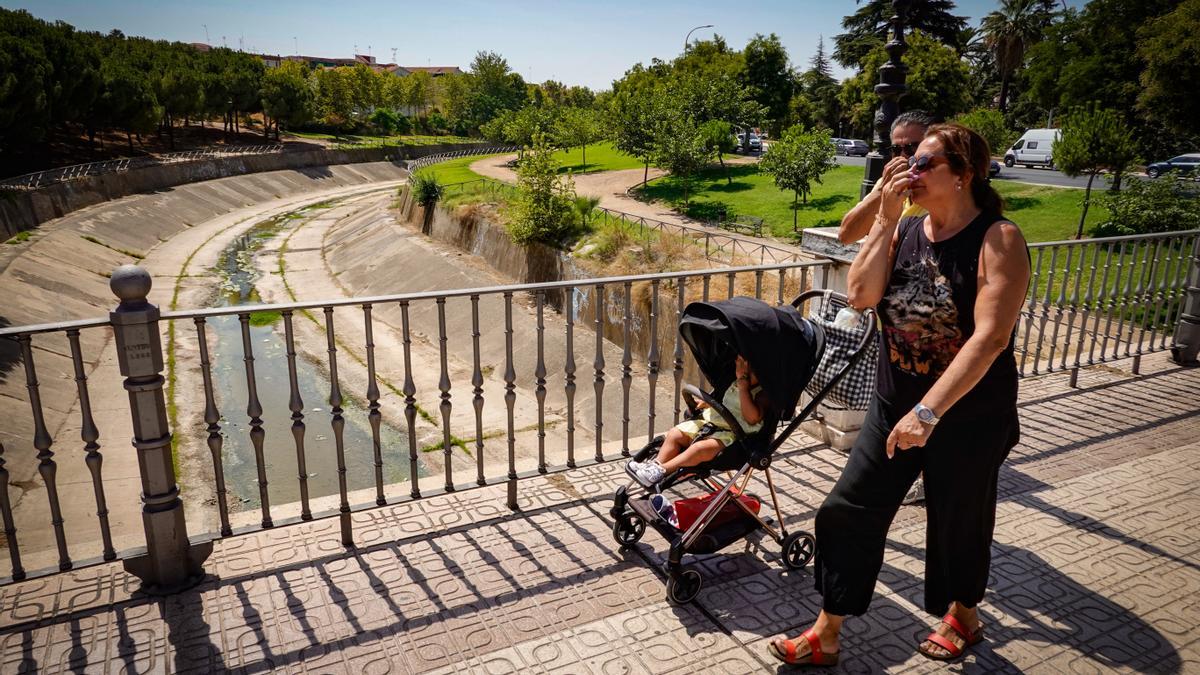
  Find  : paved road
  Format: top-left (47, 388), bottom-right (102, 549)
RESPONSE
top-left (830, 154), bottom-right (1100, 188)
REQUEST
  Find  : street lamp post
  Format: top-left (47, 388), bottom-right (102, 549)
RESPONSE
top-left (860, 0), bottom-right (911, 199)
top-left (684, 25), bottom-right (714, 53)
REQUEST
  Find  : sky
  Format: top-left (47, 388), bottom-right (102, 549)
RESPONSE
top-left (8, 0), bottom-right (1089, 90)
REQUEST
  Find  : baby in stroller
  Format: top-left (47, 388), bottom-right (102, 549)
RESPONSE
top-left (627, 354), bottom-right (768, 484)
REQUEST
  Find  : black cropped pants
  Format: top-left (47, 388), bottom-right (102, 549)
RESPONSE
top-left (813, 396), bottom-right (1018, 617)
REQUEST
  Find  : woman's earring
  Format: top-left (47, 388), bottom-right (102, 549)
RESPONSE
top-left (956, 181), bottom-right (962, 191)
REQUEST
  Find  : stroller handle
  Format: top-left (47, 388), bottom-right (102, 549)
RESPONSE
top-left (681, 384), bottom-right (748, 443)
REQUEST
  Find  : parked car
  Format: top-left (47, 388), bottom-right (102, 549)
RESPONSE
top-left (736, 133), bottom-right (762, 153)
top-left (1146, 153), bottom-right (1200, 179)
top-left (1004, 128), bottom-right (1061, 168)
top-left (838, 139), bottom-right (869, 156)
top-left (990, 160), bottom-right (1001, 178)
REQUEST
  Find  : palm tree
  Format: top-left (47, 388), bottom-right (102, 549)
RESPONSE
top-left (979, 0), bottom-right (1053, 112)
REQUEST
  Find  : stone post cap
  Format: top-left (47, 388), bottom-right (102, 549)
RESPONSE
top-left (110, 265), bottom-right (152, 304)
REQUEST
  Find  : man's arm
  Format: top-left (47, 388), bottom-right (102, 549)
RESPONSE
top-left (839, 156), bottom-right (910, 244)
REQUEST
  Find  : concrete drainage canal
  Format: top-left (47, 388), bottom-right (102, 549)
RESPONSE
top-left (201, 206), bottom-right (418, 513)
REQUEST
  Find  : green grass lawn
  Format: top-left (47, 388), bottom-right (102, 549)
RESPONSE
top-left (416, 154), bottom-right (494, 184)
top-left (639, 162), bottom-right (1109, 243)
top-left (552, 142), bottom-right (647, 174)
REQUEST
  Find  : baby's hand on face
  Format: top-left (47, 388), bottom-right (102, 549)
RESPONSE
top-left (735, 355), bottom-right (750, 379)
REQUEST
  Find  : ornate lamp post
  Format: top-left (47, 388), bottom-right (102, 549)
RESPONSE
top-left (860, 0), bottom-right (911, 199)
top-left (684, 25), bottom-right (714, 53)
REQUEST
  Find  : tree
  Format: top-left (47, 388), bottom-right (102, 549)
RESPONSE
top-left (834, 0), bottom-right (967, 68)
top-left (741, 34), bottom-right (794, 135)
top-left (464, 51), bottom-right (526, 131)
top-left (607, 68), bottom-right (663, 188)
top-left (651, 106), bottom-right (709, 208)
top-left (1094, 176), bottom-right (1200, 238)
top-left (1136, 0), bottom-right (1200, 139)
top-left (758, 125), bottom-right (837, 231)
top-left (797, 37), bottom-right (842, 133)
top-left (838, 31), bottom-right (971, 138)
top-left (555, 107), bottom-right (604, 168)
top-left (979, 0), bottom-right (1053, 112)
top-left (1021, 0), bottom-right (1184, 159)
top-left (700, 120), bottom-right (737, 185)
top-left (510, 134), bottom-right (579, 245)
top-left (1054, 103), bottom-right (1140, 239)
top-left (955, 108), bottom-right (1015, 156)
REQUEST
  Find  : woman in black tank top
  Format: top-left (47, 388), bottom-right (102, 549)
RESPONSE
top-left (769, 124), bottom-right (1030, 667)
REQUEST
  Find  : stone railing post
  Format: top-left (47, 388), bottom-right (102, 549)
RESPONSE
top-left (1171, 235), bottom-right (1200, 366)
top-left (110, 265), bottom-right (211, 593)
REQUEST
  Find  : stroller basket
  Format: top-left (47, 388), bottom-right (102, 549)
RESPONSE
top-left (610, 290), bottom-right (878, 604)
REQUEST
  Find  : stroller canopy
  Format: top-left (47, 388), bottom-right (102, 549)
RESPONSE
top-left (679, 297), bottom-right (822, 420)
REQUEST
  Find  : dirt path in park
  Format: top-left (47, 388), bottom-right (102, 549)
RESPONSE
top-left (467, 153), bottom-right (782, 244)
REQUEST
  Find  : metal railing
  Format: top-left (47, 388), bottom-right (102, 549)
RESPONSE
top-left (1, 228), bottom-right (1196, 590)
top-left (406, 146), bottom-right (520, 173)
top-left (0, 145), bottom-right (286, 191)
top-left (0, 260), bottom-right (829, 589)
top-left (1016, 229), bottom-right (1200, 383)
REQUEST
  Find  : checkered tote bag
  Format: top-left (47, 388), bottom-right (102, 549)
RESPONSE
top-left (804, 301), bottom-right (878, 410)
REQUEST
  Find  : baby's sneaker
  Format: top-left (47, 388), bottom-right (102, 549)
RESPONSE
top-left (627, 459), bottom-right (645, 475)
top-left (635, 462), bottom-right (665, 485)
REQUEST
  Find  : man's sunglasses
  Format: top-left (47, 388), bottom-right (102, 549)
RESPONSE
top-left (892, 142), bottom-right (920, 158)
top-left (907, 154), bottom-right (948, 174)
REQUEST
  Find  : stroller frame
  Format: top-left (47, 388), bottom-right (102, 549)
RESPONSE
top-left (609, 290), bottom-right (877, 604)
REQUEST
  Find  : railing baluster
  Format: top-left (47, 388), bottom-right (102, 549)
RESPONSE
top-left (400, 301), bottom-right (420, 498)
top-left (1133, 239), bottom-right (1161, 370)
top-left (1098, 242), bottom-right (1124, 362)
top-left (1070, 244), bottom-right (1101, 387)
top-left (565, 286), bottom-right (577, 468)
top-left (1160, 236), bottom-right (1191, 350)
top-left (1150, 238), bottom-right (1178, 352)
top-left (1046, 244), bottom-right (1073, 370)
top-left (535, 291), bottom-right (548, 474)
top-left (323, 307), bottom-right (352, 545)
top-left (281, 312), bottom-right (310, 521)
top-left (673, 278), bottom-right (686, 424)
top-left (363, 304), bottom-right (385, 506)
top-left (197, 318), bottom-right (234, 534)
top-left (1088, 243), bottom-right (1114, 365)
top-left (238, 314), bottom-right (272, 528)
top-left (620, 281), bottom-right (633, 457)
top-left (503, 292), bottom-right (518, 508)
top-left (594, 283), bottom-right (607, 462)
top-left (470, 295), bottom-right (486, 485)
top-left (66, 329), bottom-right (115, 560)
top-left (18, 335), bottom-right (70, 570)
top-left (726, 271), bottom-right (736, 299)
top-left (1031, 247), bottom-right (1057, 375)
top-left (1109, 241), bottom-right (1136, 361)
top-left (702, 274), bottom-right (711, 302)
top-left (647, 279), bottom-right (660, 443)
top-left (435, 298), bottom-right (454, 492)
top-left (777, 269), bottom-right (786, 305)
top-left (0, 443), bottom-right (23, 580)
top-left (754, 270), bottom-right (763, 300)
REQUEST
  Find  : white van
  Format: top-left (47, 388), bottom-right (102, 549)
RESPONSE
top-left (1005, 128), bottom-right (1061, 169)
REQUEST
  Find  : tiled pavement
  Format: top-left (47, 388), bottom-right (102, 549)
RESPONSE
top-left (1, 353), bottom-right (1197, 673)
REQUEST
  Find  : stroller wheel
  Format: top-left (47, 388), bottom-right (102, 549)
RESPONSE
top-left (612, 515), bottom-right (646, 548)
top-left (781, 531), bottom-right (816, 570)
top-left (666, 569), bottom-right (703, 605)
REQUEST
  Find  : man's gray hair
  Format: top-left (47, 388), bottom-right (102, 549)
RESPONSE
top-left (891, 110), bottom-right (938, 132)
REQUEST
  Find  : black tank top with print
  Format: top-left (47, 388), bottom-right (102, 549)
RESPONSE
top-left (875, 210), bottom-right (1020, 422)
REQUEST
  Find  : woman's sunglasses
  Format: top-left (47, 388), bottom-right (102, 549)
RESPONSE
top-left (907, 154), bottom-right (948, 174)
top-left (892, 142), bottom-right (920, 158)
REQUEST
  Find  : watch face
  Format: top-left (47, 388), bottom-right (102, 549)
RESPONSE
top-left (916, 407), bottom-right (934, 422)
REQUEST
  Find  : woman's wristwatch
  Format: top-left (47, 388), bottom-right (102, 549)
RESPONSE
top-left (913, 403), bottom-right (940, 426)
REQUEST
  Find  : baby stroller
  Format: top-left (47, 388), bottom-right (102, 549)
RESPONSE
top-left (609, 291), bottom-right (877, 604)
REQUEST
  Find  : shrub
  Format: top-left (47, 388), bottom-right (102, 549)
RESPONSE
top-left (1093, 172), bottom-right (1200, 237)
top-left (369, 109), bottom-right (400, 134)
top-left (411, 172), bottom-right (445, 207)
top-left (509, 134), bottom-right (579, 245)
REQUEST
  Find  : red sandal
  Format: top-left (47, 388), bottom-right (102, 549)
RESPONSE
top-left (768, 628), bottom-right (840, 666)
top-left (918, 613), bottom-right (984, 661)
